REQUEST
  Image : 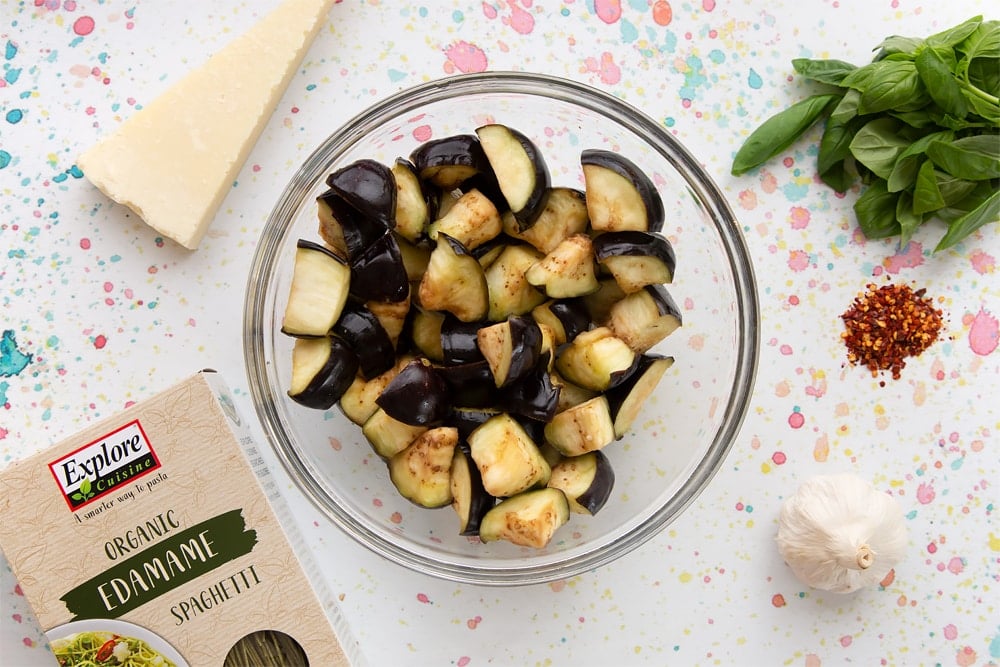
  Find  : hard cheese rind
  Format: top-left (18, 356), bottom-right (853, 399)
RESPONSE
top-left (78, 0), bottom-right (335, 249)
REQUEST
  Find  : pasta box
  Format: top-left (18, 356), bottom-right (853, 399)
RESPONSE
top-left (0, 370), bottom-right (363, 666)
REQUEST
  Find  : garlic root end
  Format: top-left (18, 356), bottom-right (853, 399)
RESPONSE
top-left (856, 544), bottom-right (874, 570)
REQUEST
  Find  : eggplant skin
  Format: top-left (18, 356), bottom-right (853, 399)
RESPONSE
top-left (333, 302), bottom-right (396, 380)
top-left (288, 336), bottom-right (360, 410)
top-left (349, 231), bottom-right (410, 303)
top-left (451, 447), bottom-right (496, 536)
top-left (376, 358), bottom-right (451, 426)
top-left (581, 149), bottom-right (665, 233)
top-left (325, 158), bottom-right (397, 230)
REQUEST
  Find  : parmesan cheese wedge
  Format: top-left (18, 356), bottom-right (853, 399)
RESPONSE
top-left (78, 0), bottom-right (335, 249)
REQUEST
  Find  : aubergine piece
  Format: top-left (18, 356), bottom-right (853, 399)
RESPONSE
top-left (450, 447), bottom-right (496, 536)
top-left (581, 149), bottom-right (664, 233)
top-left (340, 354), bottom-right (414, 425)
top-left (524, 233), bottom-right (600, 299)
top-left (394, 231), bottom-right (432, 283)
top-left (547, 450), bottom-right (615, 515)
top-left (475, 124), bottom-right (551, 230)
top-left (281, 240), bottom-right (352, 337)
top-left (606, 284), bottom-right (683, 353)
top-left (411, 308), bottom-right (446, 362)
top-left (460, 168), bottom-right (509, 214)
top-left (362, 407), bottom-right (428, 458)
top-left (388, 427), bottom-right (458, 508)
top-left (449, 405), bottom-right (502, 440)
top-left (543, 395), bottom-right (616, 457)
top-left (390, 158), bottom-right (431, 243)
top-left (531, 298), bottom-right (591, 346)
top-left (349, 231), bottom-right (410, 303)
top-left (605, 354), bottom-right (675, 438)
top-left (592, 231), bottom-right (676, 293)
top-left (376, 358), bottom-right (450, 427)
top-left (478, 487), bottom-right (570, 548)
top-left (440, 316), bottom-right (485, 365)
top-left (366, 293), bottom-right (411, 351)
top-left (476, 315), bottom-right (543, 388)
top-left (581, 277), bottom-right (627, 324)
top-left (502, 187), bottom-right (589, 254)
top-left (427, 188), bottom-right (503, 251)
top-left (287, 336), bottom-right (359, 410)
top-left (325, 158), bottom-right (397, 230)
top-left (484, 243), bottom-right (546, 321)
top-left (550, 371), bottom-right (598, 412)
top-left (316, 189), bottom-right (386, 260)
top-left (417, 233), bottom-right (489, 322)
top-left (553, 326), bottom-right (638, 392)
top-left (499, 356), bottom-right (560, 423)
top-left (471, 233), bottom-right (510, 269)
top-left (438, 360), bottom-right (497, 409)
top-left (467, 413), bottom-right (551, 498)
top-left (333, 301), bottom-right (396, 380)
top-left (410, 134), bottom-right (491, 189)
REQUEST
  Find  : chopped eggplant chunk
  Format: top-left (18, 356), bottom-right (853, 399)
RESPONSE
top-left (477, 315), bottom-right (543, 388)
top-left (499, 356), bottom-right (560, 423)
top-left (606, 284), bottom-right (683, 353)
top-left (376, 358), bottom-right (450, 426)
top-left (394, 232), bottom-right (432, 283)
top-left (366, 294), bottom-right (411, 350)
top-left (606, 355), bottom-right (674, 439)
top-left (418, 233), bottom-right (489, 322)
top-left (411, 308), bottom-right (446, 361)
top-left (440, 316), bottom-right (485, 365)
top-left (349, 231), bottom-right (410, 303)
top-left (325, 158), bottom-right (397, 230)
top-left (340, 355), bottom-right (414, 425)
top-left (475, 124), bottom-right (550, 229)
top-left (581, 149), bottom-right (664, 233)
top-left (410, 134), bottom-right (490, 189)
top-left (438, 360), bottom-right (498, 409)
top-left (333, 301), bottom-right (396, 380)
top-left (427, 188), bottom-right (503, 251)
top-left (479, 487), bottom-right (570, 548)
top-left (550, 371), bottom-right (598, 412)
top-left (531, 298), bottom-right (591, 346)
top-left (468, 413), bottom-right (551, 498)
top-left (502, 187), bottom-right (589, 254)
top-left (525, 233), bottom-right (600, 298)
top-left (543, 395), bottom-right (616, 457)
top-left (581, 277), bottom-right (627, 324)
top-left (281, 240), bottom-right (351, 337)
top-left (391, 158), bottom-right (431, 243)
top-left (316, 189), bottom-right (385, 259)
top-left (450, 447), bottom-right (496, 536)
top-left (362, 407), bottom-right (429, 459)
top-left (547, 450), bottom-right (615, 515)
top-left (484, 244), bottom-right (546, 321)
top-left (592, 231), bottom-right (676, 293)
top-left (389, 427), bottom-right (459, 508)
top-left (554, 326), bottom-right (638, 392)
top-left (287, 336), bottom-right (359, 410)
top-left (449, 406), bottom-right (503, 440)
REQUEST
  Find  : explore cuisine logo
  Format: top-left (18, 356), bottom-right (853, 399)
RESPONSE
top-left (49, 420), bottom-right (162, 511)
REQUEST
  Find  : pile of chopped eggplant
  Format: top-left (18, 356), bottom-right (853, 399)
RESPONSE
top-left (280, 124), bottom-right (682, 549)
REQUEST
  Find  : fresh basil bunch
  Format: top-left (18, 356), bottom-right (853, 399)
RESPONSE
top-left (732, 16), bottom-right (999, 252)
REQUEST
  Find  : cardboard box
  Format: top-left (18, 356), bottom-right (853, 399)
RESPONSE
top-left (0, 371), bottom-right (363, 666)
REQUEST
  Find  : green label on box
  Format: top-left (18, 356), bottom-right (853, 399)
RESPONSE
top-left (61, 509), bottom-right (257, 620)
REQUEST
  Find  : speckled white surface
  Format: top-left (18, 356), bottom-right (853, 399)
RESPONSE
top-left (1, 1), bottom-right (997, 665)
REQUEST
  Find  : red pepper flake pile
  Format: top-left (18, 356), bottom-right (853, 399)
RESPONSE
top-left (840, 282), bottom-right (944, 381)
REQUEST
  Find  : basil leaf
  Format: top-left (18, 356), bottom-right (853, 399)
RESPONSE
top-left (731, 93), bottom-right (840, 175)
top-left (858, 60), bottom-right (925, 114)
top-left (887, 129), bottom-right (955, 192)
top-left (935, 171), bottom-right (978, 207)
top-left (818, 116), bottom-right (862, 174)
top-left (915, 47), bottom-right (969, 118)
top-left (927, 15), bottom-right (982, 49)
top-left (889, 109), bottom-right (937, 129)
top-left (958, 19), bottom-right (1000, 62)
top-left (840, 63), bottom-right (880, 91)
top-left (854, 180), bottom-right (901, 239)
top-left (874, 35), bottom-right (924, 59)
top-left (830, 89), bottom-right (861, 125)
top-left (934, 189), bottom-right (999, 251)
top-left (926, 135), bottom-right (1000, 180)
top-left (913, 160), bottom-right (946, 214)
top-left (935, 181), bottom-right (997, 222)
top-left (849, 117), bottom-right (910, 179)
top-left (967, 58), bottom-right (1000, 99)
top-left (792, 58), bottom-right (858, 85)
top-left (896, 191), bottom-right (923, 248)
top-left (820, 161), bottom-right (856, 193)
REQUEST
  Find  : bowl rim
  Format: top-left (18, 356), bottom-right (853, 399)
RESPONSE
top-left (243, 71), bottom-right (760, 586)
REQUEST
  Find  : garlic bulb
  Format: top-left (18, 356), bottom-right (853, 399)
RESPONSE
top-left (776, 473), bottom-right (907, 593)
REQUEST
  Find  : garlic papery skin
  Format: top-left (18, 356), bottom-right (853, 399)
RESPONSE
top-left (776, 473), bottom-right (908, 593)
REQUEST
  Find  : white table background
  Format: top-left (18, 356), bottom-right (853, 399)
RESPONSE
top-left (2, 1), bottom-right (997, 665)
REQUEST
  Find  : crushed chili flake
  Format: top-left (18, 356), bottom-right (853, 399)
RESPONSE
top-left (840, 282), bottom-right (944, 381)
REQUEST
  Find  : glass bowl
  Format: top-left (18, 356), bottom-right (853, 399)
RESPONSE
top-left (244, 72), bottom-right (759, 586)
